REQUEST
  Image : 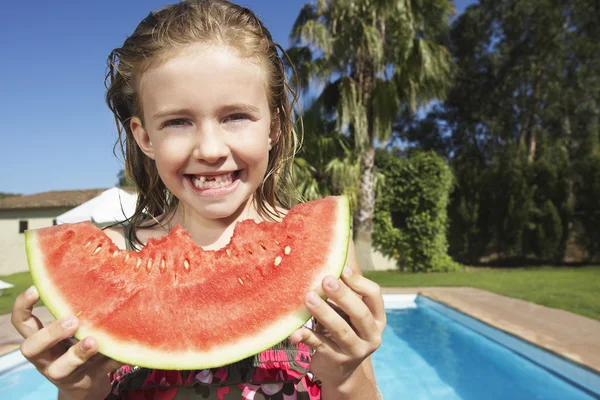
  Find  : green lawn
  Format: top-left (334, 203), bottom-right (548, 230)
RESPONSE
top-left (2, 267), bottom-right (599, 321)
top-left (365, 266), bottom-right (600, 321)
top-left (0, 271), bottom-right (41, 315)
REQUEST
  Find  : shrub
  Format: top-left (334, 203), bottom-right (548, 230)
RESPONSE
top-left (374, 150), bottom-right (461, 272)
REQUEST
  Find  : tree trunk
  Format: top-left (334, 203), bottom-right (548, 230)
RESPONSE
top-left (520, 69), bottom-right (542, 163)
top-left (354, 147), bottom-right (377, 271)
top-left (562, 114), bottom-right (575, 260)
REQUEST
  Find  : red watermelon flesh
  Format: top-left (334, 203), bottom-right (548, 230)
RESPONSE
top-left (26, 196), bottom-right (349, 369)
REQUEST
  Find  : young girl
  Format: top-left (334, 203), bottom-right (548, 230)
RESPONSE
top-left (11, 1), bottom-right (386, 399)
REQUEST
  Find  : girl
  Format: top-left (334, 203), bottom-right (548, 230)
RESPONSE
top-left (11, 1), bottom-right (386, 399)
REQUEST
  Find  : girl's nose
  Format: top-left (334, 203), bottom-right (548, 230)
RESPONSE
top-left (192, 124), bottom-right (230, 163)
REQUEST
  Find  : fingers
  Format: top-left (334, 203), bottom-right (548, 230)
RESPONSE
top-left (98, 357), bottom-right (124, 375)
top-left (321, 275), bottom-right (379, 343)
top-left (12, 286), bottom-right (44, 338)
top-left (341, 267), bottom-right (386, 324)
top-left (45, 337), bottom-right (98, 382)
top-left (20, 316), bottom-right (79, 364)
top-left (303, 290), bottom-right (362, 352)
top-left (290, 327), bottom-right (337, 355)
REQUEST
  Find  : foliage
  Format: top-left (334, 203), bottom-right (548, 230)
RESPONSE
top-left (373, 150), bottom-right (461, 272)
top-left (575, 155), bottom-right (600, 259)
top-left (292, 100), bottom-right (361, 207)
top-left (117, 169), bottom-right (132, 187)
top-left (289, 0), bottom-right (455, 269)
top-left (0, 192), bottom-right (20, 199)
top-left (399, 0), bottom-right (600, 264)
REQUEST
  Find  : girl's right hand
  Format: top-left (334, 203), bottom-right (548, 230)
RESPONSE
top-left (11, 286), bottom-right (122, 400)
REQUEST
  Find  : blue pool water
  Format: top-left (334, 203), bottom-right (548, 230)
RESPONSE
top-left (1, 361), bottom-right (57, 399)
top-left (372, 304), bottom-right (598, 399)
top-left (1, 297), bottom-right (599, 399)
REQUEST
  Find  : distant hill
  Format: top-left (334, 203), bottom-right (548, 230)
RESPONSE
top-left (0, 192), bottom-right (20, 199)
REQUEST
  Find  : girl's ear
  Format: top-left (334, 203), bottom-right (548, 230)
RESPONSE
top-left (130, 116), bottom-right (155, 160)
top-left (268, 113), bottom-right (281, 150)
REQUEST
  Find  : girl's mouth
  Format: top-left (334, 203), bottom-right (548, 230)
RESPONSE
top-left (186, 170), bottom-right (241, 192)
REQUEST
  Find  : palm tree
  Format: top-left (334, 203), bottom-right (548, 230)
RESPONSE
top-left (293, 99), bottom-right (360, 206)
top-left (288, 0), bottom-right (455, 269)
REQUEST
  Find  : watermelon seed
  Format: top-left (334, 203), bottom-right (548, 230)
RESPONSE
top-left (113, 251), bottom-right (119, 257)
top-left (275, 240), bottom-right (280, 245)
top-left (76, 311), bottom-right (82, 317)
top-left (85, 241), bottom-right (91, 248)
top-left (146, 259), bottom-right (152, 272)
top-left (284, 246), bottom-right (291, 255)
top-left (274, 256), bottom-right (282, 266)
top-left (125, 253), bottom-right (130, 261)
top-left (247, 249), bottom-right (253, 255)
top-left (260, 242), bottom-right (266, 250)
top-left (93, 246), bottom-right (102, 255)
top-left (184, 259), bottom-right (190, 271)
top-left (226, 249), bottom-right (231, 257)
top-left (136, 259), bottom-right (142, 269)
top-left (238, 278), bottom-right (244, 286)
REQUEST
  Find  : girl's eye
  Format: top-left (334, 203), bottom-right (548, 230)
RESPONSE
top-left (224, 114), bottom-right (250, 123)
top-left (163, 119), bottom-right (190, 128)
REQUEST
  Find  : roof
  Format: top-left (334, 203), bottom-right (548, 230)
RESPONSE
top-left (0, 188), bottom-right (136, 210)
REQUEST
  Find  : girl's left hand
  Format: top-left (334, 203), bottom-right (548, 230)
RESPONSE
top-left (289, 265), bottom-right (386, 387)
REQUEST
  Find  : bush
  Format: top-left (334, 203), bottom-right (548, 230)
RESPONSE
top-left (575, 154), bottom-right (600, 259)
top-left (373, 150), bottom-right (461, 272)
top-left (535, 200), bottom-right (564, 262)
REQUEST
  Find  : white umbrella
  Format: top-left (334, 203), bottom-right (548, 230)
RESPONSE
top-left (56, 187), bottom-right (138, 226)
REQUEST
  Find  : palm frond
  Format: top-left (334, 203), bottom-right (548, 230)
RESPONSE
top-left (373, 78), bottom-right (400, 141)
top-left (290, 4), bottom-right (318, 44)
top-left (293, 20), bottom-right (334, 56)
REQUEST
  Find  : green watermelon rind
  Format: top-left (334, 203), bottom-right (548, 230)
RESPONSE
top-left (25, 196), bottom-right (350, 370)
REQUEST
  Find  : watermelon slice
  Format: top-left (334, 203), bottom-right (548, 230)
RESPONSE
top-left (25, 196), bottom-right (349, 370)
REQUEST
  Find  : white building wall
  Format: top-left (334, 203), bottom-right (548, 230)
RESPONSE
top-left (0, 208), bottom-right (70, 276)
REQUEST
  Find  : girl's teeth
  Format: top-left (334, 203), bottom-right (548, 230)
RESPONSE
top-left (192, 172), bottom-right (234, 189)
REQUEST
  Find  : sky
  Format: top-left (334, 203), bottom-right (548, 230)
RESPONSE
top-left (0, 0), bottom-right (475, 195)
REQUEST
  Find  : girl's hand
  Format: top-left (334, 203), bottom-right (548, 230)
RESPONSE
top-left (11, 286), bottom-right (122, 400)
top-left (290, 263), bottom-right (386, 390)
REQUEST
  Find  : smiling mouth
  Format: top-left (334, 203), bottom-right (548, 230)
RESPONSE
top-left (187, 170), bottom-right (241, 190)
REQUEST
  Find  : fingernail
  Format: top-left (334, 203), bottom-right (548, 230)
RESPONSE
top-left (26, 286), bottom-right (37, 298)
top-left (325, 276), bottom-right (339, 290)
top-left (343, 265), bottom-right (354, 277)
top-left (81, 338), bottom-right (92, 352)
top-left (306, 292), bottom-right (320, 307)
top-left (61, 317), bottom-right (77, 330)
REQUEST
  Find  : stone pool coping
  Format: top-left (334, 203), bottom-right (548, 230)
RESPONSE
top-left (1, 287), bottom-right (599, 376)
top-left (382, 287), bottom-right (600, 374)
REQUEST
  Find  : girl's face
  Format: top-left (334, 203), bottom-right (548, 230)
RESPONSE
top-left (131, 43), bottom-right (278, 222)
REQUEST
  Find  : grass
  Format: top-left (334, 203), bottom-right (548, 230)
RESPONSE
top-left (0, 271), bottom-right (41, 315)
top-left (1, 267), bottom-right (599, 321)
top-left (365, 266), bottom-right (600, 321)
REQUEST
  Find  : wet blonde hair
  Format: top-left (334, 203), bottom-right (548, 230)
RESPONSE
top-left (105, 0), bottom-right (300, 242)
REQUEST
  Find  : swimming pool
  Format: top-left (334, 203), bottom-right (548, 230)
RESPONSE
top-left (1, 295), bottom-right (599, 399)
top-left (374, 295), bottom-right (600, 399)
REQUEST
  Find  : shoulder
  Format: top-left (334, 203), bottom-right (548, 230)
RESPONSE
top-left (103, 226), bottom-right (127, 250)
top-left (104, 221), bottom-right (170, 250)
